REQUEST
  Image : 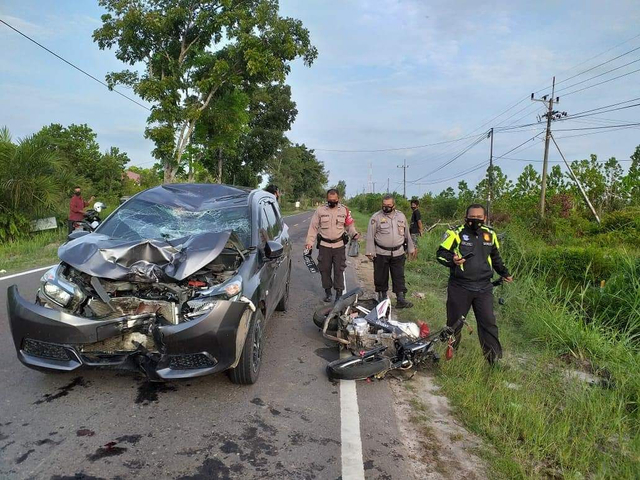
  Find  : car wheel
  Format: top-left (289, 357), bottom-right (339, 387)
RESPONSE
top-left (228, 310), bottom-right (265, 385)
top-left (275, 263), bottom-right (291, 312)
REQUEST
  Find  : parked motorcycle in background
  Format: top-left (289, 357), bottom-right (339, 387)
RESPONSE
top-left (72, 202), bottom-right (105, 233)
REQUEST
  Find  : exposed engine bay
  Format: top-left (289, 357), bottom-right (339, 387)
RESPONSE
top-left (52, 249), bottom-right (242, 323)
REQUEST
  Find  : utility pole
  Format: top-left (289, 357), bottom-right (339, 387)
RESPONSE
top-left (386, 177), bottom-right (390, 193)
top-left (397, 159), bottom-right (408, 198)
top-left (550, 133), bottom-right (601, 224)
top-left (372, 182), bottom-right (377, 194)
top-left (486, 128), bottom-right (494, 225)
top-left (368, 162), bottom-right (373, 194)
top-left (531, 76), bottom-right (559, 218)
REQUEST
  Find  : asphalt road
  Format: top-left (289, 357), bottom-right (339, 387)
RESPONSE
top-left (0, 211), bottom-right (412, 480)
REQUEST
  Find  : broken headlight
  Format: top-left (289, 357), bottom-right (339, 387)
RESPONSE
top-left (184, 277), bottom-right (243, 319)
top-left (43, 283), bottom-right (73, 306)
top-left (40, 265), bottom-right (85, 308)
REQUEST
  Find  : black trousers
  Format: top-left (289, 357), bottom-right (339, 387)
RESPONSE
top-left (373, 254), bottom-right (407, 295)
top-left (446, 282), bottom-right (502, 364)
top-left (317, 245), bottom-right (346, 291)
top-left (67, 220), bottom-right (75, 234)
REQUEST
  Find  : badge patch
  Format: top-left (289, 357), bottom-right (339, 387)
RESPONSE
top-left (371, 219), bottom-right (376, 225)
top-left (462, 234), bottom-right (470, 241)
top-left (483, 232), bottom-right (491, 242)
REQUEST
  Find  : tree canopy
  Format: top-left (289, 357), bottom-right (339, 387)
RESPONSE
top-left (93, 0), bottom-right (317, 183)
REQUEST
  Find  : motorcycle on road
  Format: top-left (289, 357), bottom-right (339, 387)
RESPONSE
top-left (312, 288), bottom-right (470, 381)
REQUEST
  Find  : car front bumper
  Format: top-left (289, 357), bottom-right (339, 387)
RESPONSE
top-left (6, 285), bottom-right (250, 380)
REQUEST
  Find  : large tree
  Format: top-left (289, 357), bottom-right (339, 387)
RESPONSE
top-left (93, 0), bottom-right (317, 183)
top-left (270, 143), bottom-right (327, 201)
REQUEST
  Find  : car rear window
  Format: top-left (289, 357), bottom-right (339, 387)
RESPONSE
top-left (97, 198), bottom-right (251, 246)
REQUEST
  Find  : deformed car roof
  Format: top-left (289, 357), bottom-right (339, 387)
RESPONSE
top-left (134, 183), bottom-right (252, 211)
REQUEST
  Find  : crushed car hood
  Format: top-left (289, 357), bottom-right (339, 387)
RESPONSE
top-left (58, 231), bottom-right (244, 282)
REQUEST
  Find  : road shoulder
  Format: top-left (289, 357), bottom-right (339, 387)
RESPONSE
top-left (353, 255), bottom-right (489, 480)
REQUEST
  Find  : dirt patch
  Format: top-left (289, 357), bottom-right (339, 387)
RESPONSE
top-left (390, 375), bottom-right (487, 479)
top-left (353, 253), bottom-right (488, 479)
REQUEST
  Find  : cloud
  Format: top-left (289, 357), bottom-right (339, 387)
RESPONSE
top-left (0, 14), bottom-right (53, 37)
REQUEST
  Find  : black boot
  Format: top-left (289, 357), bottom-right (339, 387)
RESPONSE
top-left (334, 290), bottom-right (343, 302)
top-left (323, 289), bottom-right (332, 303)
top-left (396, 292), bottom-right (413, 309)
top-left (377, 291), bottom-right (388, 303)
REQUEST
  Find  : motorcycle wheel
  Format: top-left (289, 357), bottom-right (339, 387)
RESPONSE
top-left (313, 306), bottom-right (339, 332)
top-left (326, 354), bottom-right (392, 381)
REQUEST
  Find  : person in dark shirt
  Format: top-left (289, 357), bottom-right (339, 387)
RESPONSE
top-left (265, 184), bottom-right (281, 202)
top-left (409, 199), bottom-right (423, 252)
top-left (436, 203), bottom-right (513, 364)
top-left (68, 186), bottom-right (94, 234)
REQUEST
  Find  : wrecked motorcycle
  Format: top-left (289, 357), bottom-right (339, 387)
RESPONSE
top-left (313, 288), bottom-right (468, 381)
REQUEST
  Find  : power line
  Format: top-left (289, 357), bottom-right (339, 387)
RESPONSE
top-left (407, 134), bottom-right (488, 184)
top-left (533, 37), bottom-right (640, 94)
top-left (412, 160), bottom-right (489, 186)
top-left (555, 56), bottom-right (640, 94)
top-left (500, 156), bottom-right (633, 163)
top-left (552, 122), bottom-right (640, 132)
top-left (562, 67), bottom-right (640, 97)
top-left (313, 132), bottom-right (490, 153)
top-left (0, 17), bottom-right (151, 111)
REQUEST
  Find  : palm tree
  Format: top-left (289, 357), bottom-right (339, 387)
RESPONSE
top-left (0, 132), bottom-right (77, 219)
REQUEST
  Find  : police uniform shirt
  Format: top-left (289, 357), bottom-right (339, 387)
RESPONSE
top-left (366, 209), bottom-right (415, 257)
top-left (436, 224), bottom-right (510, 291)
top-left (306, 203), bottom-right (357, 249)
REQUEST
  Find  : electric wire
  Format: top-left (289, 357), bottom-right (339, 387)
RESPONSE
top-left (0, 17), bottom-right (151, 111)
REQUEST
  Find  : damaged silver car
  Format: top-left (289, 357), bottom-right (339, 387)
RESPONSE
top-left (7, 184), bottom-right (291, 384)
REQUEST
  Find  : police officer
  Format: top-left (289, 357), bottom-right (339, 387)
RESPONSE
top-left (366, 195), bottom-right (415, 308)
top-left (436, 203), bottom-right (513, 365)
top-left (305, 189), bottom-right (359, 302)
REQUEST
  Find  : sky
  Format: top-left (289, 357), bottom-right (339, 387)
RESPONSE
top-left (1, 0), bottom-right (639, 198)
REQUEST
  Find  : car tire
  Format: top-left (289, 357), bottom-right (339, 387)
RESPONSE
top-left (228, 310), bottom-right (265, 385)
top-left (275, 262), bottom-right (291, 312)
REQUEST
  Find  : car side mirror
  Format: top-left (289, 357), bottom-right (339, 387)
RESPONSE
top-left (265, 241), bottom-right (283, 260)
top-left (67, 230), bottom-right (90, 241)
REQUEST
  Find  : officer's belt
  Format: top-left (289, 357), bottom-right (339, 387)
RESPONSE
top-left (318, 233), bottom-right (348, 245)
top-left (375, 241), bottom-right (404, 252)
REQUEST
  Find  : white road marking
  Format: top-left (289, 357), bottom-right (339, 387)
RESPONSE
top-left (339, 269), bottom-right (365, 480)
top-left (340, 377), bottom-right (366, 480)
top-left (0, 265), bottom-right (56, 282)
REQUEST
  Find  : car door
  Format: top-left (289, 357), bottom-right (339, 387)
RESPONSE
top-left (269, 201), bottom-right (290, 296)
top-left (258, 200), bottom-right (280, 318)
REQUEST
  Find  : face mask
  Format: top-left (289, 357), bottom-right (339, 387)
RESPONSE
top-left (74, 191), bottom-right (81, 196)
top-left (328, 201), bottom-right (338, 208)
top-left (382, 206), bottom-right (394, 214)
top-left (465, 218), bottom-right (483, 231)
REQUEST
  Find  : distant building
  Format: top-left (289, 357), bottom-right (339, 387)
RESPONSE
top-left (125, 170), bottom-right (141, 184)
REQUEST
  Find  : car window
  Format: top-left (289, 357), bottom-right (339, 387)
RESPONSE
top-left (97, 198), bottom-right (251, 247)
top-left (268, 203), bottom-right (282, 237)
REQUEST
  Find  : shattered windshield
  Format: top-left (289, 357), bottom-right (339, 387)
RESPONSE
top-left (97, 198), bottom-right (251, 246)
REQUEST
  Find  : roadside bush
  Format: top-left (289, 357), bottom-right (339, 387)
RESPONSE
top-left (0, 211), bottom-right (30, 242)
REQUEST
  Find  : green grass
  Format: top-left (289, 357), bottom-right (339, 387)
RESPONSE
top-left (350, 209), bottom-right (640, 479)
top-left (0, 228), bottom-right (65, 274)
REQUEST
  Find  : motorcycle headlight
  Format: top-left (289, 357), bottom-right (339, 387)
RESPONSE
top-left (43, 282), bottom-right (73, 307)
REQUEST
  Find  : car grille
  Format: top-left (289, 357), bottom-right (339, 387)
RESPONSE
top-left (81, 332), bottom-right (156, 354)
top-left (169, 353), bottom-right (216, 370)
top-left (22, 339), bottom-right (71, 361)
